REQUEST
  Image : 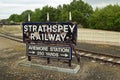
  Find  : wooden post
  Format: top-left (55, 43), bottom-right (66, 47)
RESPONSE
top-left (70, 44), bottom-right (80, 63)
top-left (69, 60), bottom-right (71, 67)
top-left (28, 56), bottom-right (31, 61)
top-left (26, 42), bottom-right (31, 61)
top-left (74, 49), bottom-right (80, 63)
top-left (58, 59), bottom-right (60, 61)
top-left (47, 58), bottom-right (50, 64)
top-left (46, 12), bottom-right (50, 64)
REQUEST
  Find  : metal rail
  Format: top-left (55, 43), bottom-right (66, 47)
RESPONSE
top-left (75, 48), bottom-right (120, 65)
top-left (0, 32), bottom-right (23, 43)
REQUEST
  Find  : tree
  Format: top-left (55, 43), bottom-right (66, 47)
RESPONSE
top-left (0, 19), bottom-right (9, 24)
top-left (8, 14), bottom-right (21, 22)
top-left (88, 4), bottom-right (120, 31)
top-left (7, 0), bottom-right (93, 27)
top-left (31, 8), bottom-right (42, 22)
top-left (60, 4), bottom-right (69, 22)
top-left (69, 0), bottom-right (93, 27)
top-left (40, 5), bottom-right (58, 22)
top-left (21, 10), bottom-right (33, 22)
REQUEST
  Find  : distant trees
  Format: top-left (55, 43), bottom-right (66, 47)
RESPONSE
top-left (31, 8), bottom-right (42, 22)
top-left (8, 14), bottom-right (21, 22)
top-left (69, 0), bottom-right (93, 27)
top-left (8, 0), bottom-right (93, 26)
top-left (88, 5), bottom-right (120, 31)
top-left (6, 0), bottom-right (120, 31)
top-left (20, 10), bottom-right (33, 22)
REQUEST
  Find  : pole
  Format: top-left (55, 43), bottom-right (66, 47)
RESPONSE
top-left (69, 12), bottom-right (72, 21)
top-left (47, 58), bottom-right (50, 64)
top-left (47, 12), bottom-right (49, 21)
top-left (26, 42), bottom-right (31, 61)
top-left (46, 12), bottom-right (50, 64)
top-left (69, 60), bottom-right (71, 67)
top-left (28, 56), bottom-right (31, 61)
top-left (28, 14), bottom-right (30, 22)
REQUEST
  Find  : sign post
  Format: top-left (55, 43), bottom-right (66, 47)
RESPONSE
top-left (27, 14), bottom-right (31, 61)
top-left (22, 22), bottom-right (77, 66)
top-left (46, 12), bottom-right (50, 63)
top-left (22, 18), bottom-right (78, 67)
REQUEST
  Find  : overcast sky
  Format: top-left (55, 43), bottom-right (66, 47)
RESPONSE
top-left (0, 0), bottom-right (120, 19)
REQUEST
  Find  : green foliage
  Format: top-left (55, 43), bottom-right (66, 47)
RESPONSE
top-left (70, 0), bottom-right (93, 26)
top-left (20, 10), bottom-right (33, 22)
top-left (7, 0), bottom-right (120, 31)
top-left (8, 14), bottom-right (21, 22)
top-left (0, 19), bottom-right (9, 24)
top-left (88, 5), bottom-right (120, 31)
top-left (8, 0), bottom-right (93, 26)
top-left (31, 8), bottom-right (41, 22)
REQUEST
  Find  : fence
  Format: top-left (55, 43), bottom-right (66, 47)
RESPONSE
top-left (78, 28), bottom-right (120, 46)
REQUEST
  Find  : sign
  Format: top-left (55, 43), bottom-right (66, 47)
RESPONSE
top-left (22, 22), bottom-right (77, 45)
top-left (26, 43), bottom-right (72, 60)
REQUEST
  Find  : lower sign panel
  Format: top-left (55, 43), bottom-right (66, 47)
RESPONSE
top-left (26, 43), bottom-right (72, 60)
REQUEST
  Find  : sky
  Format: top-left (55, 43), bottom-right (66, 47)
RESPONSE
top-left (0, 0), bottom-right (120, 19)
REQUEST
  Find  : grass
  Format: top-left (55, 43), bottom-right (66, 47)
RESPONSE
top-left (0, 25), bottom-right (22, 34)
top-left (80, 62), bottom-right (120, 80)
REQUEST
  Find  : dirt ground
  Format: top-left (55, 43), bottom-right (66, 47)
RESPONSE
top-left (0, 36), bottom-right (120, 80)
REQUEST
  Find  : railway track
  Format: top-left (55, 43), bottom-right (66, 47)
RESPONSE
top-left (75, 49), bottom-right (120, 65)
top-left (0, 32), bottom-right (22, 43)
top-left (0, 32), bottom-right (120, 65)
